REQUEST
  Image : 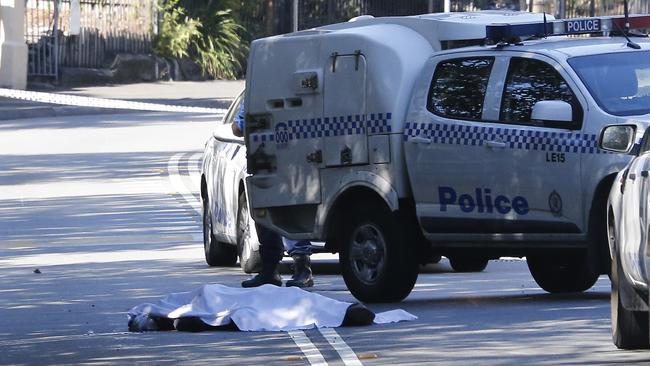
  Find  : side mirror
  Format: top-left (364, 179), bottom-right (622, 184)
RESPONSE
top-left (598, 125), bottom-right (636, 154)
top-left (531, 100), bottom-right (573, 122)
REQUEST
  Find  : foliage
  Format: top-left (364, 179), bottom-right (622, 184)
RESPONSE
top-left (194, 10), bottom-right (247, 80)
top-left (154, 0), bottom-right (201, 59)
top-left (154, 0), bottom-right (247, 79)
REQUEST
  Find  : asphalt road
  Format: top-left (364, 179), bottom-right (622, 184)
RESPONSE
top-left (1, 110), bottom-right (649, 365)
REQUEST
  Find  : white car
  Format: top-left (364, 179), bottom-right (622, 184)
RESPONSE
top-left (601, 124), bottom-right (650, 349)
top-left (200, 91), bottom-right (262, 273)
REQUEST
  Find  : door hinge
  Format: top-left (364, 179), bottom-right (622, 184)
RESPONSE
top-left (354, 50), bottom-right (361, 70)
top-left (331, 52), bottom-right (339, 73)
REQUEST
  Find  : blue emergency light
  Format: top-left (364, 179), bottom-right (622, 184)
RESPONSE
top-left (486, 14), bottom-right (650, 41)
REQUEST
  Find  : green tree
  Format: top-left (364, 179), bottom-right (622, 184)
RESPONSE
top-left (155, 0), bottom-right (247, 79)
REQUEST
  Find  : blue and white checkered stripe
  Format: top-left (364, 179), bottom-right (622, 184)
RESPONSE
top-left (251, 112), bottom-right (392, 144)
top-left (287, 118), bottom-right (327, 139)
top-left (367, 113), bottom-right (392, 134)
top-left (324, 115), bottom-right (366, 137)
top-left (404, 122), bottom-right (604, 154)
top-left (251, 133), bottom-right (275, 143)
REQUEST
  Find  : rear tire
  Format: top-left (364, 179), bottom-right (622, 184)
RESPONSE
top-left (237, 192), bottom-right (262, 274)
top-left (527, 249), bottom-right (599, 293)
top-left (339, 203), bottom-right (418, 303)
top-left (449, 256), bottom-right (489, 272)
top-left (202, 195), bottom-right (237, 266)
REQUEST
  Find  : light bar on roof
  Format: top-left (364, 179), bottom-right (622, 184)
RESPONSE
top-left (486, 14), bottom-right (650, 41)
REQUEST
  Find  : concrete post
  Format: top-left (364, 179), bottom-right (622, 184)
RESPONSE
top-left (0, 0), bottom-right (27, 89)
top-left (292, 0), bottom-right (298, 32)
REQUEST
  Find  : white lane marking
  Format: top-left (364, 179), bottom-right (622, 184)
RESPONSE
top-left (288, 330), bottom-right (329, 366)
top-left (0, 244), bottom-right (202, 267)
top-left (187, 153), bottom-right (203, 192)
top-left (0, 88), bottom-right (225, 114)
top-left (168, 153), bottom-right (201, 215)
top-left (0, 177), bottom-right (165, 200)
top-left (319, 328), bottom-right (363, 366)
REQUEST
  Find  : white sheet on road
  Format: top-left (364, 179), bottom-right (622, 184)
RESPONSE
top-left (128, 284), bottom-right (417, 332)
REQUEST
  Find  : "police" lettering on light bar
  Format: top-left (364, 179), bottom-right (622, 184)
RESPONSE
top-left (486, 14), bottom-right (650, 41)
top-left (565, 18), bottom-right (601, 33)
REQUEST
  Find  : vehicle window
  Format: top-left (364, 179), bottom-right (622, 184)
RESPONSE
top-left (500, 58), bottom-right (582, 128)
top-left (428, 57), bottom-right (494, 120)
top-left (222, 92), bottom-right (244, 125)
top-left (568, 51), bottom-right (650, 117)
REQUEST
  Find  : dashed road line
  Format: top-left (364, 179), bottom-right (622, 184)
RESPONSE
top-left (167, 153), bottom-right (201, 215)
top-left (319, 328), bottom-right (364, 366)
top-left (187, 152), bottom-right (203, 193)
top-left (288, 330), bottom-right (329, 366)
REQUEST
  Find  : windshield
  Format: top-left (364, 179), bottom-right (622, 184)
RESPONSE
top-left (568, 51), bottom-right (650, 116)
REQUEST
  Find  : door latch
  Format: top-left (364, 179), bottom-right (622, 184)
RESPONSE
top-left (340, 146), bottom-right (352, 165)
top-left (248, 143), bottom-right (276, 173)
top-left (307, 150), bottom-right (322, 164)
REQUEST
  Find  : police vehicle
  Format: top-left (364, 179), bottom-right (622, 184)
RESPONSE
top-left (243, 11), bottom-right (650, 302)
top-left (200, 91), bottom-right (263, 273)
top-left (600, 124), bottom-right (650, 350)
top-left (200, 91), bottom-right (328, 273)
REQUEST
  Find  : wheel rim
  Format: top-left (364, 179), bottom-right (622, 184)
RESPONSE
top-left (238, 199), bottom-right (252, 261)
top-left (348, 223), bottom-right (386, 285)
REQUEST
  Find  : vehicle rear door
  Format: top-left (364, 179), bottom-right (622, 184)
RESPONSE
top-left (322, 53), bottom-right (368, 166)
top-left (245, 38), bottom-right (324, 210)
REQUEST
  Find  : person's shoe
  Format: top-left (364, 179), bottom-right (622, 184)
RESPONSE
top-left (241, 268), bottom-right (282, 287)
top-left (285, 254), bottom-right (314, 288)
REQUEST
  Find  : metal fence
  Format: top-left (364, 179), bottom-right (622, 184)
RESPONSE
top-left (563, 0), bottom-right (650, 17)
top-left (222, 0), bottom-right (523, 38)
top-left (225, 0), bottom-right (650, 38)
top-left (25, 0), bottom-right (60, 77)
top-left (25, 0), bottom-right (155, 79)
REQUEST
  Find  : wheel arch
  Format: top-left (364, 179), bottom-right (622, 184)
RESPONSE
top-left (323, 185), bottom-right (394, 253)
top-left (589, 173), bottom-right (617, 274)
top-left (607, 205), bottom-right (616, 257)
top-left (200, 174), bottom-right (208, 201)
top-left (238, 179), bottom-right (246, 201)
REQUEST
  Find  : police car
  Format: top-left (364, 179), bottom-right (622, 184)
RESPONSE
top-left (600, 124), bottom-right (650, 349)
top-left (243, 11), bottom-right (650, 302)
top-left (200, 91), bottom-right (263, 273)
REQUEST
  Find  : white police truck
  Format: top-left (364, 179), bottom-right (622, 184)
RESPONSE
top-left (243, 11), bottom-right (650, 302)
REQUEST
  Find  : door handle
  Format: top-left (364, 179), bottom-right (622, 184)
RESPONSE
top-left (411, 136), bottom-right (431, 145)
top-left (642, 170), bottom-right (649, 178)
top-left (629, 173), bottom-right (636, 181)
top-left (485, 140), bottom-right (506, 149)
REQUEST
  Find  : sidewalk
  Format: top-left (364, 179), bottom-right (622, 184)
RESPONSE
top-left (0, 80), bottom-right (245, 120)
